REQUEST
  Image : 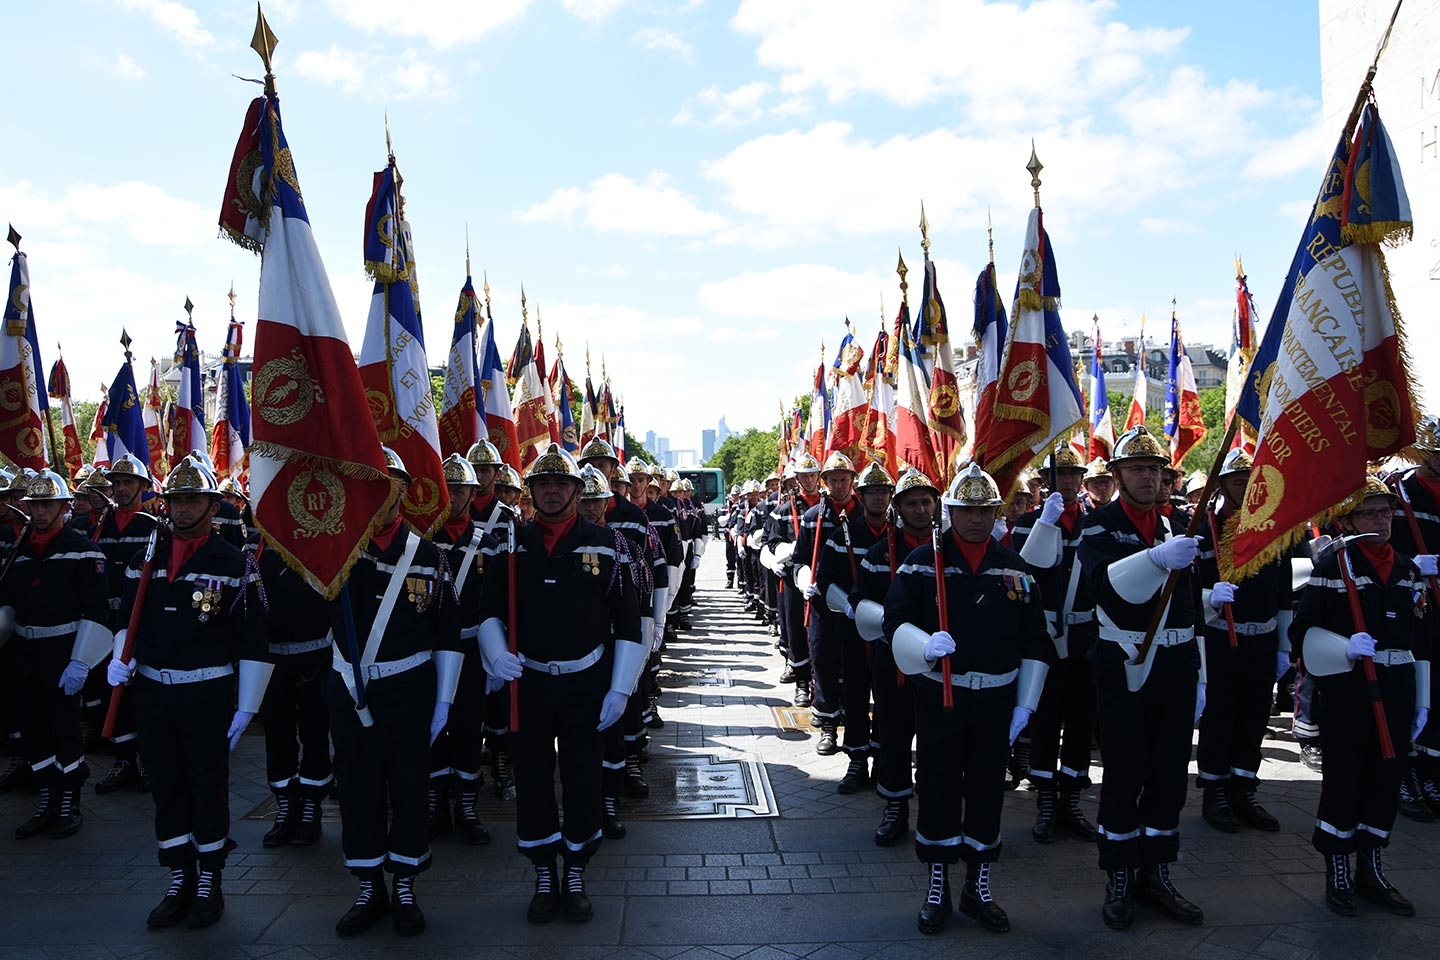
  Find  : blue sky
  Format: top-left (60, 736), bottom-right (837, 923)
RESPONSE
top-left (3, 0), bottom-right (1343, 454)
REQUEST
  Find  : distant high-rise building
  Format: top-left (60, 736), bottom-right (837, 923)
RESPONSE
top-left (655, 437), bottom-right (671, 464)
top-left (702, 429), bottom-right (717, 462)
top-left (645, 430), bottom-right (657, 453)
top-left (717, 417), bottom-right (731, 443)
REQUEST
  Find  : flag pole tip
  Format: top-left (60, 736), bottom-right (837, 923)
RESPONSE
top-left (1026, 142), bottom-right (1043, 207)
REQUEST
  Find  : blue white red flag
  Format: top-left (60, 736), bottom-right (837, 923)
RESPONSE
top-left (477, 316), bottom-right (521, 469)
top-left (170, 317), bottom-right (206, 469)
top-left (1089, 318), bottom-right (1114, 460)
top-left (1163, 308), bottom-right (1206, 467)
top-left (1225, 263), bottom-right (1259, 453)
top-left (807, 355), bottom-right (831, 460)
top-left (210, 314), bottom-right (251, 479)
top-left (439, 273), bottom-right (483, 458)
top-left (1, 236), bottom-right (49, 470)
top-left (863, 327), bottom-right (897, 473)
top-left (969, 261), bottom-right (1008, 477)
top-left (917, 260), bottom-right (965, 483)
top-left (219, 90), bottom-right (392, 598)
top-left (47, 351), bottom-right (83, 479)
top-left (830, 328), bottom-right (868, 468)
top-left (103, 360), bottom-right (148, 468)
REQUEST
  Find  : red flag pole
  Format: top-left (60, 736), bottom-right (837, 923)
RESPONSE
top-left (1337, 540), bottom-right (1395, 760)
top-left (103, 525), bottom-right (162, 739)
top-left (1206, 506), bottom-right (1239, 650)
top-left (886, 508), bottom-right (904, 688)
top-left (803, 494), bottom-right (827, 629)
top-left (932, 520), bottom-right (953, 711)
top-left (507, 518), bottom-right (520, 734)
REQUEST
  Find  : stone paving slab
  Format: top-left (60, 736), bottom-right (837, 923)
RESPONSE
top-left (3, 548), bottom-right (1439, 958)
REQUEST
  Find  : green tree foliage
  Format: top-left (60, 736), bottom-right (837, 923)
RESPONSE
top-left (706, 428), bottom-right (781, 485)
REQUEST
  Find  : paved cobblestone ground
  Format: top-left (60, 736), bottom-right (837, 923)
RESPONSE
top-left (3, 546), bottom-right (1439, 959)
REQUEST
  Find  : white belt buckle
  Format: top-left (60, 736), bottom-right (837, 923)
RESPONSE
top-left (967, 673), bottom-right (982, 690)
top-left (159, 670), bottom-right (174, 685)
top-left (548, 661), bottom-right (563, 676)
top-left (366, 664), bottom-right (382, 680)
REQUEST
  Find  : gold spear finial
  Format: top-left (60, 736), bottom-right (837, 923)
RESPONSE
top-left (482, 271), bottom-right (492, 320)
top-left (520, 284), bottom-right (528, 324)
top-left (184, 296), bottom-right (194, 322)
top-left (1027, 140), bottom-right (1043, 208)
top-left (586, 343), bottom-right (592, 378)
top-left (384, 111), bottom-right (394, 166)
top-left (896, 249), bottom-right (909, 306)
top-left (535, 304), bottom-right (543, 344)
top-left (1234, 253), bottom-right (1245, 280)
top-left (250, 3), bottom-right (278, 95)
top-left (879, 292), bottom-right (886, 329)
top-left (986, 207), bottom-right (994, 264)
top-left (120, 329), bottom-right (133, 364)
top-left (228, 282), bottom-right (237, 318)
top-left (919, 201), bottom-right (931, 262)
top-left (465, 224), bottom-right (471, 277)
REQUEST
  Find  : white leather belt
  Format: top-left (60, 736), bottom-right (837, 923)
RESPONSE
top-left (16, 621), bottom-right (79, 639)
top-left (1100, 626), bottom-right (1194, 647)
top-left (1374, 649), bottom-right (1416, 667)
top-left (522, 644), bottom-right (605, 676)
top-left (138, 664), bottom-right (235, 685)
top-left (460, 625), bottom-right (479, 640)
top-left (268, 638), bottom-right (331, 656)
top-left (921, 667), bottom-right (1019, 689)
top-left (1045, 610), bottom-right (1094, 625)
top-left (360, 650), bottom-right (432, 680)
top-left (1226, 619), bottom-right (1277, 637)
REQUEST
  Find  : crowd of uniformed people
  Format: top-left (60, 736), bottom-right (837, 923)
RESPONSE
top-left (2, 415), bottom-right (1436, 938)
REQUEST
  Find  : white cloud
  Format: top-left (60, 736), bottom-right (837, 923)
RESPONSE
top-left (294, 45), bottom-right (451, 100)
top-left (1244, 118), bottom-right (1329, 179)
top-left (710, 326), bottom-right (779, 342)
top-left (731, 0), bottom-right (1186, 120)
top-left (564, 0), bottom-right (625, 22)
top-left (674, 81), bottom-right (771, 125)
top-left (698, 264), bottom-right (888, 322)
top-left (633, 27), bottom-right (695, 63)
top-left (1139, 217), bottom-right (1197, 235)
top-left (113, 54), bottom-right (145, 79)
top-left (0, 179), bottom-right (213, 248)
top-left (1114, 65), bottom-right (1270, 157)
top-left (116, 0), bottom-right (215, 49)
top-left (327, 0), bottom-right (532, 50)
top-left (514, 173), bottom-right (728, 236)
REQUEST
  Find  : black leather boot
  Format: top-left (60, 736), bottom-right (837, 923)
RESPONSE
top-left (1032, 790), bottom-right (1056, 843)
top-left (815, 719), bottom-right (839, 756)
top-left (146, 866), bottom-right (197, 928)
top-left (779, 665), bottom-right (796, 683)
top-left (603, 797), bottom-right (627, 839)
top-left (1102, 868), bottom-right (1135, 930)
top-left (916, 863), bottom-right (951, 934)
top-left (391, 875), bottom-right (425, 935)
top-left (292, 795), bottom-right (324, 846)
top-left (493, 750), bottom-right (516, 801)
top-left (455, 791), bottom-right (491, 846)
top-left (562, 863), bottom-right (593, 923)
top-left (874, 797), bottom-right (909, 847)
top-left (14, 785), bottom-right (57, 839)
top-left (1227, 783), bottom-right (1280, 832)
top-left (1007, 739), bottom-right (1030, 789)
top-left (959, 861), bottom-right (1010, 933)
top-left (263, 786), bottom-right (298, 847)
top-left (94, 758), bottom-right (138, 794)
top-left (624, 757), bottom-right (650, 798)
top-left (1324, 853), bottom-right (1358, 916)
top-left (836, 755), bottom-right (868, 794)
top-left (1398, 766), bottom-right (1434, 822)
top-left (1423, 772), bottom-right (1440, 816)
top-left (1061, 790), bottom-right (1097, 841)
top-left (50, 786), bottom-right (83, 839)
top-left (1136, 863), bottom-right (1203, 925)
top-left (1201, 783), bottom-right (1239, 833)
top-left (0, 754), bottom-right (30, 793)
top-left (1355, 847), bottom-right (1414, 916)
top-left (185, 868), bottom-right (224, 928)
top-left (335, 875), bottom-right (390, 936)
top-left (793, 680), bottom-right (812, 708)
top-left (426, 785), bottom-right (452, 839)
top-left (528, 861), bottom-right (559, 924)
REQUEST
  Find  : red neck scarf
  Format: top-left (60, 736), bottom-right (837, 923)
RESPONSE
top-left (169, 531), bottom-right (207, 576)
top-left (470, 492), bottom-right (496, 521)
top-left (371, 517), bottom-right (403, 553)
top-left (1158, 501), bottom-right (1174, 518)
top-left (113, 506), bottom-right (140, 534)
top-left (29, 525), bottom-right (63, 555)
top-left (1058, 500), bottom-right (1082, 534)
top-left (442, 515), bottom-right (472, 543)
top-left (538, 514), bottom-right (578, 556)
top-left (1357, 540), bottom-right (1396, 584)
top-left (1120, 499), bottom-right (1159, 546)
top-left (951, 531), bottom-right (989, 573)
top-left (830, 494), bottom-right (855, 516)
top-left (901, 530), bottom-right (928, 553)
top-left (865, 518), bottom-right (889, 538)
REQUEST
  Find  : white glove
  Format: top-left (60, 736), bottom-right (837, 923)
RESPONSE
top-left (1345, 632), bottom-right (1376, 661)
top-left (1209, 582), bottom-right (1238, 608)
top-left (1194, 682), bottom-right (1207, 726)
top-left (598, 690), bottom-right (628, 731)
top-left (429, 701), bottom-right (450, 745)
top-left (107, 658), bottom-right (136, 686)
top-left (992, 518), bottom-right (1009, 541)
top-left (924, 630), bottom-right (956, 660)
top-left (1147, 536), bottom-right (1198, 571)
top-left (1008, 706), bottom-right (1032, 745)
top-left (1417, 555), bottom-right (1439, 577)
top-left (227, 710), bottom-right (255, 751)
top-left (484, 674), bottom-right (505, 695)
top-left (490, 649), bottom-right (524, 681)
top-left (688, 552), bottom-right (702, 570)
top-left (1039, 492), bottom-right (1065, 526)
top-left (844, 602), bottom-right (855, 620)
top-left (803, 583), bottom-right (820, 601)
top-left (1414, 707), bottom-right (1430, 742)
top-left (1276, 651), bottom-right (1291, 682)
top-left (58, 660), bottom-right (89, 696)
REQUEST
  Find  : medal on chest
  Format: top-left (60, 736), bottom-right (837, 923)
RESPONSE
top-left (191, 577), bottom-right (224, 623)
top-left (406, 576), bottom-right (434, 613)
top-left (581, 551), bottom-right (601, 576)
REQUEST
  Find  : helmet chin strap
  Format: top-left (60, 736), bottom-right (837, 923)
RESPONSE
top-left (535, 484), bottom-right (581, 521)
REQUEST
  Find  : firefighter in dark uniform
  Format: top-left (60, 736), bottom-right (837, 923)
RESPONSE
top-left (185, 451), bottom-right (247, 549)
top-left (672, 477), bottom-right (704, 629)
top-left (816, 461), bottom-right (893, 790)
top-left (1386, 413), bottom-right (1440, 817)
top-left (2, 470), bottom-right (112, 839)
top-left (477, 444), bottom-right (645, 925)
top-left (92, 455), bottom-right (163, 794)
top-left (1013, 446), bottom-right (1099, 843)
top-left (1193, 449), bottom-right (1291, 833)
top-left (1078, 425), bottom-right (1205, 930)
top-left (883, 463), bottom-right (1049, 936)
top-left (105, 456), bottom-right (269, 929)
top-left (753, 472), bottom-right (782, 633)
top-left (1291, 477), bottom-right (1431, 917)
top-left (725, 485), bottom-right (741, 588)
top-left (253, 513), bottom-right (333, 848)
top-left (635, 461), bottom-right (683, 729)
top-left (795, 452), bottom-right (860, 753)
top-left (852, 468), bottom-right (939, 846)
top-left (326, 447), bottom-right (460, 938)
top-left (65, 464), bottom-right (98, 537)
top-left (582, 439), bottom-right (666, 823)
top-left (766, 454), bottom-right (821, 706)
top-left (0, 468), bottom-right (27, 794)
top-left (427, 452), bottom-right (491, 845)
top-left (69, 468), bottom-right (110, 750)
top-left (466, 439), bottom-right (519, 801)
top-left (743, 480), bottom-right (767, 615)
